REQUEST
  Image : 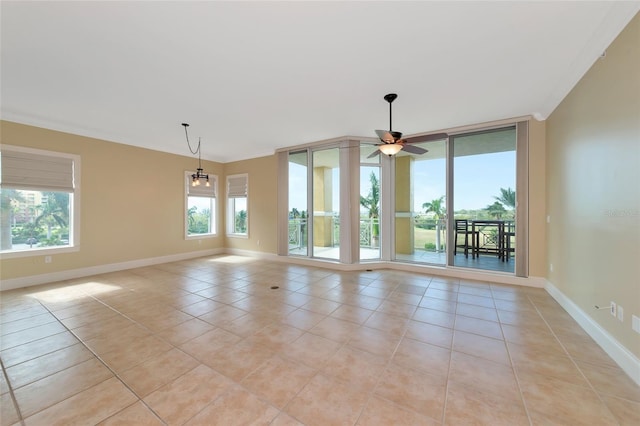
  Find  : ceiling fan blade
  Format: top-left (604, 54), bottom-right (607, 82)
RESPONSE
top-left (367, 149), bottom-right (381, 159)
top-left (401, 144), bottom-right (428, 155)
top-left (375, 130), bottom-right (404, 143)
top-left (375, 130), bottom-right (394, 143)
top-left (404, 132), bottom-right (449, 144)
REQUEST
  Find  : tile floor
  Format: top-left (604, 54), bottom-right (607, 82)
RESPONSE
top-left (1, 255), bottom-right (639, 425)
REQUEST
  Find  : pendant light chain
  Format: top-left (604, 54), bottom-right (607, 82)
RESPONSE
top-left (182, 123), bottom-right (210, 187)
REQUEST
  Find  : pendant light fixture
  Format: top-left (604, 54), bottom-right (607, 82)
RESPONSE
top-left (182, 123), bottom-right (209, 187)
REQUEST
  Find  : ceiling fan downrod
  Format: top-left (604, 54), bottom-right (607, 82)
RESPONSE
top-left (384, 93), bottom-right (397, 132)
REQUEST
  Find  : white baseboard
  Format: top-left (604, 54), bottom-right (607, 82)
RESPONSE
top-left (2, 247), bottom-right (544, 292)
top-left (225, 248), bottom-right (545, 288)
top-left (545, 280), bottom-right (640, 386)
top-left (4, 249), bottom-right (635, 386)
top-left (0, 248), bottom-right (224, 291)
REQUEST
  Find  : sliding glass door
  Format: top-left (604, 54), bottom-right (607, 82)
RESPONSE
top-left (394, 138), bottom-right (447, 265)
top-left (360, 145), bottom-right (381, 260)
top-left (312, 148), bottom-right (340, 260)
top-left (281, 122), bottom-right (527, 276)
top-left (449, 127), bottom-right (517, 273)
top-left (288, 151), bottom-right (308, 256)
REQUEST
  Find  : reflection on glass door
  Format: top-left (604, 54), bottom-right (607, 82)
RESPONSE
top-left (450, 127), bottom-right (516, 273)
top-left (312, 148), bottom-right (340, 260)
top-left (394, 139), bottom-right (447, 265)
top-left (288, 151), bottom-right (308, 256)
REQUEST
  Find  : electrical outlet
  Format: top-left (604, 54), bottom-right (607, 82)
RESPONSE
top-left (44, 256), bottom-right (52, 264)
top-left (632, 315), bottom-right (640, 334)
top-left (617, 305), bottom-right (624, 322)
top-left (610, 302), bottom-right (617, 317)
top-left (549, 263), bottom-right (553, 272)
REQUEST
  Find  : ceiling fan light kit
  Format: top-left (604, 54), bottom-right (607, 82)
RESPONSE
top-left (182, 123), bottom-right (210, 187)
top-left (378, 143), bottom-right (403, 156)
top-left (371, 93), bottom-right (447, 157)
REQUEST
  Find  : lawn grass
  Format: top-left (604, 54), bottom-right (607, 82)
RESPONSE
top-left (413, 227), bottom-right (447, 251)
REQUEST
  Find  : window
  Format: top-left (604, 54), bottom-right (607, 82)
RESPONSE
top-left (360, 146), bottom-right (381, 260)
top-left (312, 148), bottom-right (340, 260)
top-left (450, 127), bottom-right (517, 274)
top-left (288, 151), bottom-right (308, 256)
top-left (0, 145), bottom-right (80, 257)
top-left (185, 172), bottom-right (216, 237)
top-left (280, 121), bottom-right (528, 277)
top-left (227, 174), bottom-right (248, 236)
top-left (394, 137), bottom-right (447, 266)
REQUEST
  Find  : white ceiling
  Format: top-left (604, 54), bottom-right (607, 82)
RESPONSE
top-left (2, 1), bottom-right (638, 163)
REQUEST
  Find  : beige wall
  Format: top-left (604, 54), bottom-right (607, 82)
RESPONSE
top-left (395, 156), bottom-right (413, 254)
top-left (0, 121), bottom-right (224, 281)
top-left (546, 14), bottom-right (640, 357)
top-left (528, 118), bottom-right (547, 277)
top-left (223, 155), bottom-right (278, 254)
top-left (1, 118), bottom-right (548, 284)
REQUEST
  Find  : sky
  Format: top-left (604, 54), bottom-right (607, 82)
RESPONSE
top-left (289, 149), bottom-right (516, 215)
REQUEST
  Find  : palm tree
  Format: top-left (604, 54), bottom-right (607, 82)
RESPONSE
top-left (360, 172), bottom-right (380, 244)
top-left (422, 196), bottom-right (446, 251)
top-left (494, 187), bottom-right (515, 209)
top-left (187, 206), bottom-right (198, 229)
top-left (35, 193), bottom-right (68, 240)
top-left (0, 189), bottom-right (25, 250)
top-left (486, 201), bottom-right (507, 219)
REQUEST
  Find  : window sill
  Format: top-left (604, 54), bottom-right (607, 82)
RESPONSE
top-left (226, 233), bottom-right (249, 239)
top-left (186, 234), bottom-right (217, 240)
top-left (0, 245), bottom-right (80, 260)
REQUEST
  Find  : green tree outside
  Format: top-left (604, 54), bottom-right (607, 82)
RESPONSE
top-left (360, 171), bottom-right (380, 242)
top-left (422, 195), bottom-right (446, 251)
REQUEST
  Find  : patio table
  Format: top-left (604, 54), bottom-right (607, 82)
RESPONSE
top-left (471, 220), bottom-right (505, 259)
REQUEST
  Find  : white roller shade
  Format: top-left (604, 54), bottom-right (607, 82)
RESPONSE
top-left (187, 173), bottom-right (216, 197)
top-left (1, 147), bottom-right (75, 192)
top-left (227, 174), bottom-right (247, 198)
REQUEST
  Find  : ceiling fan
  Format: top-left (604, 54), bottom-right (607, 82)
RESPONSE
top-left (369, 93), bottom-right (448, 158)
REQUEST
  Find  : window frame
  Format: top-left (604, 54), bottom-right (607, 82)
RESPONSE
top-left (184, 171), bottom-right (217, 239)
top-left (277, 120), bottom-right (529, 277)
top-left (226, 173), bottom-right (249, 238)
top-left (0, 145), bottom-right (81, 259)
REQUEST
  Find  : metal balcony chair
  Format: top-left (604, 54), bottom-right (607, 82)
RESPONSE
top-left (502, 221), bottom-right (515, 261)
top-left (454, 219), bottom-right (476, 258)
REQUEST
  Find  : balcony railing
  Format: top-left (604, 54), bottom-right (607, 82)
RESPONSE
top-left (288, 218), bottom-right (307, 250)
top-left (288, 216), bottom-right (454, 252)
top-left (288, 217), bottom-right (380, 250)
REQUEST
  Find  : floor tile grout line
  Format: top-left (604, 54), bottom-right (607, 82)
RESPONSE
top-left (0, 355), bottom-right (26, 426)
top-left (170, 280), bottom-right (323, 425)
top-left (273, 278), bottom-right (418, 425)
top-left (526, 295), bottom-right (623, 424)
top-left (134, 296), bottom-right (280, 423)
top-left (0, 313), bottom-right (59, 338)
top-left (4, 259), bottom-right (636, 424)
top-left (439, 297), bottom-right (461, 426)
top-left (498, 294), bottom-right (535, 426)
top-left (34, 295), bottom-right (171, 425)
top-left (4, 299), bottom-right (121, 422)
top-left (353, 278), bottom-right (445, 425)
top-left (95, 272), bottom-right (333, 425)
